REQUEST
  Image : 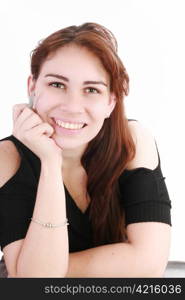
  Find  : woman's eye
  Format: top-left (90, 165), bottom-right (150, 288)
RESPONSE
top-left (86, 87), bottom-right (100, 94)
top-left (49, 82), bottom-right (65, 89)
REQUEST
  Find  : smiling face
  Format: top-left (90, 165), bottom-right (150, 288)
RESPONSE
top-left (28, 44), bottom-right (116, 151)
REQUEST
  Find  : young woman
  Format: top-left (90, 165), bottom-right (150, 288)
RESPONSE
top-left (0, 22), bottom-right (171, 277)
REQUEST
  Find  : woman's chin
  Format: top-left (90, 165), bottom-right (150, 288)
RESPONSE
top-left (51, 135), bottom-right (78, 150)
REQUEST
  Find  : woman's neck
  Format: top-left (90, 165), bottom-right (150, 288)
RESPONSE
top-left (61, 144), bottom-right (87, 170)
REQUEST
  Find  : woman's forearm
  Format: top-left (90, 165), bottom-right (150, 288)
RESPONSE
top-left (16, 159), bottom-right (69, 277)
top-left (66, 243), bottom-right (162, 278)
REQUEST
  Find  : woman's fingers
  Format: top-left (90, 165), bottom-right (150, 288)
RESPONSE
top-left (12, 104), bottom-right (53, 137)
top-left (12, 103), bottom-right (62, 160)
top-left (12, 104), bottom-right (45, 141)
top-left (29, 122), bottom-right (54, 138)
top-left (20, 113), bottom-right (44, 132)
top-left (12, 103), bottom-right (29, 124)
top-left (13, 105), bottom-right (42, 129)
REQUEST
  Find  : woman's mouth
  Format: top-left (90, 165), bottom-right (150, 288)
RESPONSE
top-left (55, 119), bottom-right (86, 129)
top-left (52, 118), bottom-right (87, 135)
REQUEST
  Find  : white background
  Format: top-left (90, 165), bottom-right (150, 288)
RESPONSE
top-left (0, 0), bottom-right (185, 261)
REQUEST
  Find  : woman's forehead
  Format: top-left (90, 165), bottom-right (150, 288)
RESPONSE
top-left (39, 45), bottom-right (110, 84)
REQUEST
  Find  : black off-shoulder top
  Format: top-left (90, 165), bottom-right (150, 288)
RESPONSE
top-left (0, 120), bottom-right (172, 252)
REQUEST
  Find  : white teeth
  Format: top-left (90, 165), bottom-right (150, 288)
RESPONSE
top-left (55, 120), bottom-right (85, 129)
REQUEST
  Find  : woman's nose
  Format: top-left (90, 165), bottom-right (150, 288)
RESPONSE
top-left (59, 91), bottom-right (84, 113)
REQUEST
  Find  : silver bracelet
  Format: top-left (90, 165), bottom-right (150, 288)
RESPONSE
top-left (30, 218), bottom-right (69, 228)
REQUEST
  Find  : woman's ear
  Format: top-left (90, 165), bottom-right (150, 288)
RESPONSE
top-left (27, 75), bottom-right (36, 98)
top-left (27, 75), bottom-right (36, 109)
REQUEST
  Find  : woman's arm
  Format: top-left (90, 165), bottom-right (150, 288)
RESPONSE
top-left (15, 158), bottom-right (69, 277)
top-left (6, 104), bottom-right (70, 277)
top-left (66, 222), bottom-right (171, 277)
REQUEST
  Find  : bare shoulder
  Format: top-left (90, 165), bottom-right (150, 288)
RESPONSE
top-left (0, 140), bottom-right (21, 188)
top-left (0, 140), bottom-right (24, 277)
top-left (127, 120), bottom-right (159, 170)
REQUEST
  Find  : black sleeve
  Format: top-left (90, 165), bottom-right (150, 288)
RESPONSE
top-left (119, 157), bottom-right (172, 227)
top-left (0, 155), bottom-right (37, 251)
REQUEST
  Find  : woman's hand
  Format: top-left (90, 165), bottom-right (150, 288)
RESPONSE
top-left (12, 103), bottom-right (63, 162)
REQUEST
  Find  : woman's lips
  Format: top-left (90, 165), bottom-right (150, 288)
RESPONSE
top-left (52, 117), bottom-right (87, 125)
top-left (53, 121), bottom-right (87, 135)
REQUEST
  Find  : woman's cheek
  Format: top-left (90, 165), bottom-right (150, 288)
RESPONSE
top-left (34, 92), bottom-right (53, 110)
top-left (92, 102), bottom-right (108, 119)
top-left (33, 98), bottom-right (49, 120)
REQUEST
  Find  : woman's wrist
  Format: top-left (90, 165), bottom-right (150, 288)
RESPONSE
top-left (40, 156), bottom-right (63, 174)
top-left (41, 155), bottom-right (62, 166)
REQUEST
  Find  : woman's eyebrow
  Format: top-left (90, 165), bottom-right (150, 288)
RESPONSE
top-left (44, 73), bottom-right (108, 87)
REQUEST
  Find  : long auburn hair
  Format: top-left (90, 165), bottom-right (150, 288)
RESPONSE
top-left (30, 22), bottom-right (136, 246)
